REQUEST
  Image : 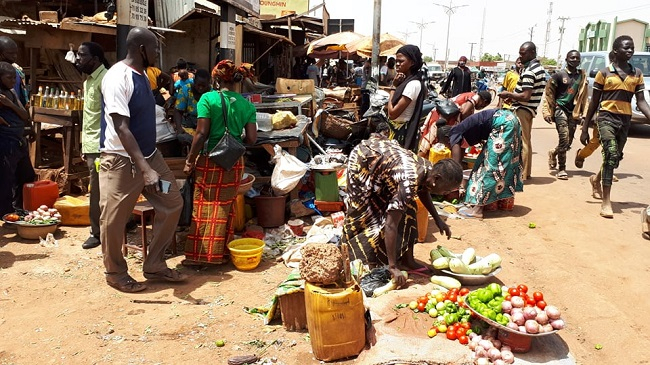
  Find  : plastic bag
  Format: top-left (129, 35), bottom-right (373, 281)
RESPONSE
top-left (272, 110), bottom-right (297, 130)
top-left (271, 145), bottom-right (308, 196)
top-left (359, 267), bottom-right (392, 297)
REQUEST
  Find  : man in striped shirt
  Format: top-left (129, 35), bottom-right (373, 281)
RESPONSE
top-left (581, 35), bottom-right (650, 218)
top-left (498, 42), bottom-right (547, 181)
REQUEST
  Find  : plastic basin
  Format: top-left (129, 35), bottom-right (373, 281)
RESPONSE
top-left (228, 238), bottom-right (265, 271)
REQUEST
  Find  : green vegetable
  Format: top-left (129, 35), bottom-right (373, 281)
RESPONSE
top-left (430, 275), bottom-right (461, 289)
top-left (436, 245), bottom-right (456, 258)
top-left (487, 283), bottom-right (502, 295)
top-left (595, 344), bottom-right (603, 350)
top-left (528, 222), bottom-right (537, 228)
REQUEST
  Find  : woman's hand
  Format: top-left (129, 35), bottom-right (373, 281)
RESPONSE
top-left (183, 160), bottom-right (195, 175)
top-left (392, 72), bottom-right (406, 87)
top-left (436, 218), bottom-right (452, 239)
top-left (388, 267), bottom-right (407, 288)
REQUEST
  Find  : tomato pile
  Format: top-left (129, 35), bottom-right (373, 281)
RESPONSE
top-left (403, 287), bottom-right (488, 344)
top-left (504, 284), bottom-right (546, 309)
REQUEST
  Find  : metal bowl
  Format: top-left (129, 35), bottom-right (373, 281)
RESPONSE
top-left (441, 266), bottom-right (502, 286)
top-left (15, 222), bottom-right (59, 240)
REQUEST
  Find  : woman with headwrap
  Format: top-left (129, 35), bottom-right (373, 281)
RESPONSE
top-left (386, 45), bottom-right (426, 152)
top-left (182, 60), bottom-right (257, 266)
top-left (341, 127), bottom-right (463, 287)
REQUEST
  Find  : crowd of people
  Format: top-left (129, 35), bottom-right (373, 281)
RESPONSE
top-left (2, 28), bottom-right (649, 293)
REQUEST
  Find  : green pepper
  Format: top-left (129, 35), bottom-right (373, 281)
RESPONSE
top-left (483, 308), bottom-right (497, 321)
top-left (457, 307), bottom-right (466, 316)
top-left (472, 324), bottom-right (482, 335)
top-left (495, 313), bottom-right (509, 326)
top-left (487, 283), bottom-right (502, 296)
top-left (460, 314), bottom-right (470, 323)
top-left (444, 313), bottom-right (459, 325)
top-left (477, 289), bottom-right (494, 303)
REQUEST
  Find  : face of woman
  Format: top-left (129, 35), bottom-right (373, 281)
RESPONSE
top-left (395, 53), bottom-right (413, 75)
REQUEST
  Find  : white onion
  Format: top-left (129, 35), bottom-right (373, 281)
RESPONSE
top-left (518, 325), bottom-right (527, 333)
top-left (479, 339), bottom-right (493, 350)
top-left (491, 339), bottom-right (502, 349)
top-left (545, 305), bottom-right (561, 320)
top-left (488, 347), bottom-right (502, 361)
top-left (511, 311), bottom-right (525, 326)
top-left (39, 205), bottom-right (49, 210)
top-left (48, 208), bottom-right (57, 213)
top-left (510, 296), bottom-right (525, 308)
top-left (53, 213), bottom-right (62, 219)
top-left (541, 323), bottom-right (554, 333)
top-left (536, 310), bottom-right (549, 325)
top-left (475, 347), bottom-right (488, 358)
top-left (523, 307), bottom-right (538, 320)
top-left (507, 322), bottom-right (519, 330)
top-left (494, 360), bottom-right (506, 365)
top-left (550, 319), bottom-right (566, 330)
top-left (501, 345), bottom-right (512, 353)
top-left (501, 300), bottom-right (513, 313)
top-left (501, 350), bottom-right (515, 364)
top-left (468, 341), bottom-right (477, 351)
top-left (471, 335), bottom-right (482, 344)
top-left (525, 319), bottom-right (540, 334)
top-left (476, 358), bottom-right (490, 365)
top-left (469, 332), bottom-right (478, 340)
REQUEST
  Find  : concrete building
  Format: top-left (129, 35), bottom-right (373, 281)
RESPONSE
top-left (578, 18), bottom-right (650, 52)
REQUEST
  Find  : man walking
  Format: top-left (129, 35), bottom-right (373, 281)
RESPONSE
top-left (498, 42), bottom-right (547, 180)
top-left (441, 56), bottom-right (472, 97)
top-left (580, 35), bottom-right (650, 218)
top-left (76, 42), bottom-right (109, 249)
top-left (541, 50), bottom-right (588, 180)
top-left (100, 27), bottom-right (186, 292)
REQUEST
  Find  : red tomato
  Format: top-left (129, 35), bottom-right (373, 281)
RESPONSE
top-left (448, 293), bottom-right (458, 303)
top-left (460, 322), bottom-right (471, 330)
top-left (448, 324), bottom-right (457, 332)
top-left (508, 287), bottom-right (520, 297)
top-left (517, 284), bottom-right (528, 294)
top-left (536, 300), bottom-right (547, 310)
top-left (505, 294), bottom-right (512, 301)
top-left (417, 302), bottom-right (426, 312)
top-left (459, 288), bottom-right (470, 296)
top-left (526, 297), bottom-right (537, 306)
top-left (418, 296), bottom-right (428, 304)
top-left (446, 330), bottom-right (457, 340)
top-left (458, 335), bottom-right (469, 345)
top-left (449, 288), bottom-right (459, 295)
top-left (533, 291), bottom-right (544, 302)
top-left (456, 328), bottom-right (466, 338)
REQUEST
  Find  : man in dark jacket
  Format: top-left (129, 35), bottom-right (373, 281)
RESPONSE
top-left (441, 56), bottom-right (472, 97)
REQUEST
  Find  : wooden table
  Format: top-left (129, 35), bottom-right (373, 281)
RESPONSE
top-left (31, 106), bottom-right (87, 193)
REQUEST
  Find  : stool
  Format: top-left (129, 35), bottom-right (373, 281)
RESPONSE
top-left (123, 202), bottom-right (177, 260)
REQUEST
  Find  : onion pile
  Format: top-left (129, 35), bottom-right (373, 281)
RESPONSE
top-left (468, 327), bottom-right (515, 365)
top-left (22, 205), bottom-right (61, 225)
top-left (501, 299), bottom-right (565, 334)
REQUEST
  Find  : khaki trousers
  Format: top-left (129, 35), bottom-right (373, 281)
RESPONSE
top-left (99, 151), bottom-right (182, 283)
top-left (515, 108), bottom-right (534, 179)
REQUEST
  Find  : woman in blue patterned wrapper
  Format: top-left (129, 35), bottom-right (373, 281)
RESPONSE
top-left (437, 109), bottom-right (524, 218)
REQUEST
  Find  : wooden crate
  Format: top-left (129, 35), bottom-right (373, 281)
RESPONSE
top-left (278, 291), bottom-right (307, 331)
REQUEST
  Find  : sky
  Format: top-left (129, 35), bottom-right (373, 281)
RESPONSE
top-left (310, 0), bottom-right (650, 64)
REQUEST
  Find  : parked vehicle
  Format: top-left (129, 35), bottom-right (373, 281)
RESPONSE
top-left (427, 63), bottom-right (445, 81)
top-left (580, 51), bottom-right (650, 124)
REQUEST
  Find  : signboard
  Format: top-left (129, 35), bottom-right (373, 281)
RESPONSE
top-left (260, 0), bottom-right (309, 17)
top-left (222, 0), bottom-right (260, 16)
top-left (117, 0), bottom-right (149, 27)
top-left (220, 21), bottom-right (236, 49)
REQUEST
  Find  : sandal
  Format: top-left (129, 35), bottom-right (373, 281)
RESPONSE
top-left (107, 276), bottom-right (147, 293)
top-left (599, 206), bottom-right (614, 219)
top-left (589, 175), bottom-right (602, 199)
top-left (575, 149), bottom-right (584, 168)
top-left (144, 268), bottom-right (188, 282)
top-left (643, 232), bottom-right (650, 240)
top-left (557, 170), bottom-right (568, 180)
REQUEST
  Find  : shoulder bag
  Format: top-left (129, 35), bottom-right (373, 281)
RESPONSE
top-left (207, 91), bottom-right (246, 171)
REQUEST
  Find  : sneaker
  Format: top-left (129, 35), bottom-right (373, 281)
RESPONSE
top-left (575, 149), bottom-right (584, 168)
top-left (557, 170), bottom-right (569, 180)
top-left (548, 149), bottom-right (557, 169)
top-left (82, 236), bottom-right (101, 249)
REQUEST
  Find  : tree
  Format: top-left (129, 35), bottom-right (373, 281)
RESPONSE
top-left (540, 57), bottom-right (557, 66)
top-left (480, 53), bottom-right (504, 62)
top-left (423, 55), bottom-right (433, 63)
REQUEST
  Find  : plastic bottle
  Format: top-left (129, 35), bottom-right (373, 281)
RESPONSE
top-left (41, 86), bottom-right (49, 108)
top-left (66, 92), bottom-right (75, 110)
top-left (76, 89), bottom-right (83, 110)
top-left (32, 86), bottom-right (43, 108)
top-left (58, 90), bottom-right (67, 109)
top-left (51, 88), bottom-right (59, 109)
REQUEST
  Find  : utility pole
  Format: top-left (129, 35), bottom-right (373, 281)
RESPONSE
top-left (478, 7), bottom-right (486, 61)
top-left (557, 16), bottom-right (569, 63)
top-left (410, 19), bottom-right (436, 51)
top-left (428, 43), bottom-right (438, 62)
top-left (371, 0), bottom-right (381, 79)
top-left (528, 25), bottom-right (536, 42)
top-left (468, 42), bottom-right (476, 62)
top-left (433, 1), bottom-right (468, 70)
top-left (398, 29), bottom-right (416, 43)
top-left (543, 2), bottom-right (553, 57)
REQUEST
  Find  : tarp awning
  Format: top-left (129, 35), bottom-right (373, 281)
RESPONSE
top-left (243, 24), bottom-right (295, 46)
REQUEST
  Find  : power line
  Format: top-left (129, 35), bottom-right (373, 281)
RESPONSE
top-left (543, 2), bottom-right (553, 58)
top-left (528, 25), bottom-right (536, 42)
top-left (410, 19), bottom-right (436, 50)
top-left (468, 42), bottom-right (477, 62)
top-left (557, 16), bottom-right (569, 63)
top-left (398, 29), bottom-right (416, 42)
top-left (433, 1), bottom-right (469, 70)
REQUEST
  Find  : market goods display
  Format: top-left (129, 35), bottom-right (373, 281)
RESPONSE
top-left (5, 206), bottom-right (61, 226)
top-left (431, 245), bottom-right (502, 275)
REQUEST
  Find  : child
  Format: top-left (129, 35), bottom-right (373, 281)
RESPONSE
top-left (0, 61), bottom-right (36, 215)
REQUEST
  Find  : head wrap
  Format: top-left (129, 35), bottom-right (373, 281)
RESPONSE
top-left (396, 44), bottom-right (423, 74)
top-left (459, 56), bottom-right (468, 62)
top-left (239, 63), bottom-right (255, 79)
top-left (212, 59), bottom-right (237, 82)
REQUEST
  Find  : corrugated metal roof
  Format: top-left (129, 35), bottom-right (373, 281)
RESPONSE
top-left (154, 0), bottom-right (221, 29)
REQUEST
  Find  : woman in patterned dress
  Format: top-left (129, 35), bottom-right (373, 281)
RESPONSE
top-left (341, 128), bottom-right (463, 287)
top-left (438, 109), bottom-right (524, 218)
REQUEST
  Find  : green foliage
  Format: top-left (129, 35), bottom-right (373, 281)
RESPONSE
top-left (480, 53), bottom-right (504, 62)
top-left (423, 55), bottom-right (433, 63)
top-left (540, 57), bottom-right (558, 66)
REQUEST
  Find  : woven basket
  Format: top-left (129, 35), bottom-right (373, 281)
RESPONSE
top-left (320, 112), bottom-right (367, 140)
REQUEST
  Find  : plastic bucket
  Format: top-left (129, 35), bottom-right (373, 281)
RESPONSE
top-left (314, 170), bottom-right (339, 202)
top-left (254, 195), bottom-right (286, 228)
top-left (227, 238), bottom-right (265, 271)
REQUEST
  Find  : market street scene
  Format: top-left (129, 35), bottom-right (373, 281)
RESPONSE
top-left (1, 0), bottom-right (650, 364)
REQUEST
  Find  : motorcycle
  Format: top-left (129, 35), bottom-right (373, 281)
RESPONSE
top-left (472, 76), bottom-right (497, 100)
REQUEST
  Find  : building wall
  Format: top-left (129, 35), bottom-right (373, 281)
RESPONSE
top-left (579, 18), bottom-right (649, 52)
top-left (160, 18), bottom-right (216, 73)
top-left (615, 20), bottom-right (648, 50)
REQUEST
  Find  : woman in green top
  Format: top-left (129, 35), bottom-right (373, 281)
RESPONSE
top-left (182, 60), bottom-right (257, 265)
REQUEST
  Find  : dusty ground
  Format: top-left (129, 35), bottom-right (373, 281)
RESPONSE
top-left (2, 114), bottom-right (650, 365)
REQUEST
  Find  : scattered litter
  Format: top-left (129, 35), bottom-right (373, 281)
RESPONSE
top-left (39, 233), bottom-right (58, 247)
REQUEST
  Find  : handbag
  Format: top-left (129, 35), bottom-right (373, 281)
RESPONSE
top-left (435, 99), bottom-right (461, 119)
top-left (207, 91), bottom-right (246, 171)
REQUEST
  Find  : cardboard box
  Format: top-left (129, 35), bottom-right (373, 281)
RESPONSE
top-left (278, 291), bottom-right (307, 331)
top-left (39, 11), bottom-right (58, 23)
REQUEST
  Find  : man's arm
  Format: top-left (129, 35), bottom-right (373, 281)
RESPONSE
top-left (111, 113), bottom-right (160, 189)
top-left (635, 88), bottom-right (650, 121)
top-left (580, 87), bottom-right (602, 146)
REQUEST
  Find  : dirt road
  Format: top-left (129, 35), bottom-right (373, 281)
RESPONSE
top-left (1, 115), bottom-right (649, 364)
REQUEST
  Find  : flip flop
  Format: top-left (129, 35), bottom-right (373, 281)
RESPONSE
top-left (107, 276), bottom-right (147, 293)
top-left (643, 232), bottom-right (650, 240)
top-left (144, 268), bottom-right (188, 282)
top-left (599, 207), bottom-right (614, 219)
top-left (590, 175), bottom-right (602, 199)
top-left (557, 171), bottom-right (568, 180)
